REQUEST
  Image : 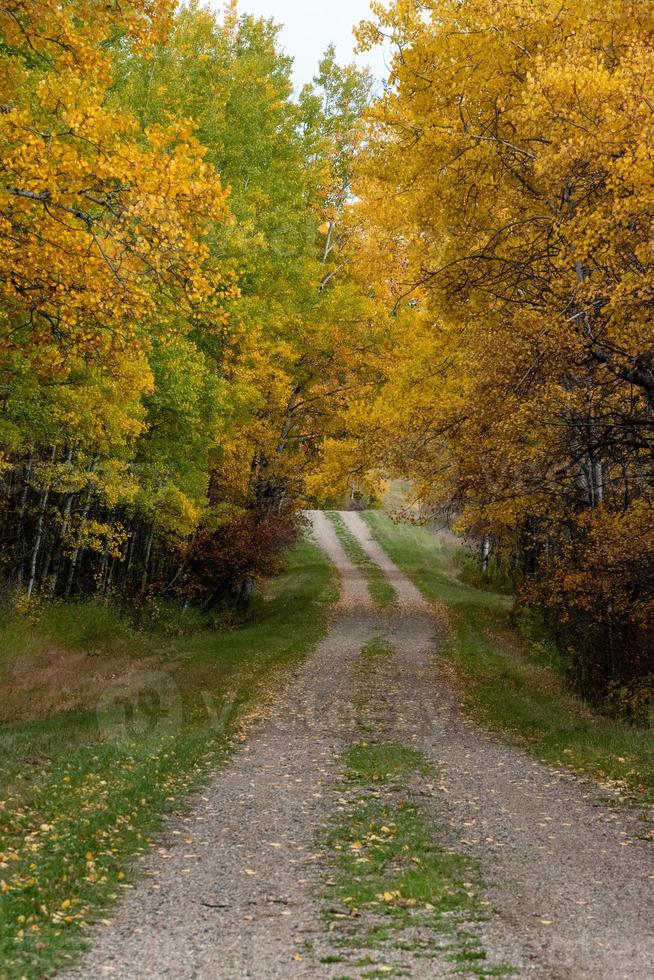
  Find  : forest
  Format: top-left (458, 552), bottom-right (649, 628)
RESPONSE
top-left (2, 4), bottom-right (654, 979)
top-left (0, 0), bottom-right (374, 608)
top-left (2, 0), bottom-right (654, 714)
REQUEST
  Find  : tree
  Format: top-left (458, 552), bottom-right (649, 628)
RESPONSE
top-left (0, 0), bottom-right (375, 609)
top-left (0, 0), bottom-right (234, 597)
top-left (117, 3), bottom-right (375, 530)
top-left (335, 0), bottom-right (654, 706)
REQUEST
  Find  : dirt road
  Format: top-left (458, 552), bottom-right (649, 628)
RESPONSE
top-left (65, 511), bottom-right (654, 979)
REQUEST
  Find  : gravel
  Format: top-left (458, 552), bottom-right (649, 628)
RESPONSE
top-left (63, 511), bottom-right (654, 979)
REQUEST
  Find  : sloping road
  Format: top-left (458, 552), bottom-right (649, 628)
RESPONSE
top-left (65, 511), bottom-right (654, 979)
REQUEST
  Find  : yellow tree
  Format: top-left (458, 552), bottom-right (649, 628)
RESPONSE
top-left (117, 3), bottom-right (376, 520)
top-left (339, 0), bottom-right (654, 702)
top-left (0, 0), bottom-right (233, 373)
top-left (0, 0), bottom-right (236, 596)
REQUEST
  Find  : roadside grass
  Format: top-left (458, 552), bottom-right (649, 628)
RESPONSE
top-left (0, 536), bottom-right (336, 980)
top-left (362, 511), bottom-right (654, 808)
top-left (320, 741), bottom-right (510, 978)
top-left (325, 512), bottom-right (396, 609)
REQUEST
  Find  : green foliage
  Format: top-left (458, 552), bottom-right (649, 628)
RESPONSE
top-left (512, 607), bottom-right (567, 675)
top-left (458, 556), bottom-right (514, 596)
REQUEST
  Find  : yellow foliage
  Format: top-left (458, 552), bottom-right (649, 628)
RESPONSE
top-left (338, 0), bottom-right (654, 681)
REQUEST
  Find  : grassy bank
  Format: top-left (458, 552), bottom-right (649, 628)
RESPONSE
top-left (0, 537), bottom-right (336, 979)
top-left (362, 512), bottom-right (654, 809)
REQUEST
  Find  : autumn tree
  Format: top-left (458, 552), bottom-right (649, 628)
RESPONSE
top-left (0, 0), bottom-right (374, 609)
top-left (113, 2), bottom-right (375, 602)
top-left (0, 0), bottom-right (233, 598)
top-left (331, 0), bottom-right (654, 708)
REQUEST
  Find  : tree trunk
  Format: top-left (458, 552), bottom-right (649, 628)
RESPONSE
top-left (140, 524), bottom-right (155, 592)
top-left (27, 483), bottom-right (50, 598)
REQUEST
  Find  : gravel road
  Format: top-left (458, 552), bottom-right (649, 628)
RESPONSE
top-left (64, 511), bottom-right (654, 979)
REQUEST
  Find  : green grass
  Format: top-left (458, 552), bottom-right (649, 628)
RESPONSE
top-left (360, 638), bottom-right (393, 662)
top-left (0, 601), bottom-right (134, 661)
top-left (320, 741), bottom-right (510, 978)
top-left (361, 512), bottom-right (509, 615)
top-left (325, 512), bottom-right (396, 609)
top-left (0, 536), bottom-right (337, 979)
top-left (350, 637), bottom-right (397, 739)
top-left (315, 632), bottom-right (510, 978)
top-left (362, 511), bottom-right (654, 807)
top-left (343, 742), bottom-right (432, 783)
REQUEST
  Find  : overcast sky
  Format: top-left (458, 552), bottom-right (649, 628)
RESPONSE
top-left (211, 0), bottom-right (391, 89)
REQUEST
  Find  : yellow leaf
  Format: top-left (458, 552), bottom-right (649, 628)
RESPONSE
top-left (377, 890), bottom-right (401, 902)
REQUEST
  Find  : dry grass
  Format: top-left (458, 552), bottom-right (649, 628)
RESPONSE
top-left (0, 646), bottom-right (155, 724)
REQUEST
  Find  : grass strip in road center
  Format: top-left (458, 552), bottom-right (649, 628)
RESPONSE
top-left (326, 512), bottom-right (396, 610)
top-left (317, 741), bottom-right (512, 978)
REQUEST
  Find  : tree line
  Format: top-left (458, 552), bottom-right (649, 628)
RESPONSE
top-left (0, 0), bottom-right (374, 609)
top-left (4, 0), bottom-right (654, 716)
top-left (321, 0), bottom-right (654, 714)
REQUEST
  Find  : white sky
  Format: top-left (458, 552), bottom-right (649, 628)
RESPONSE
top-left (210, 0), bottom-right (391, 89)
